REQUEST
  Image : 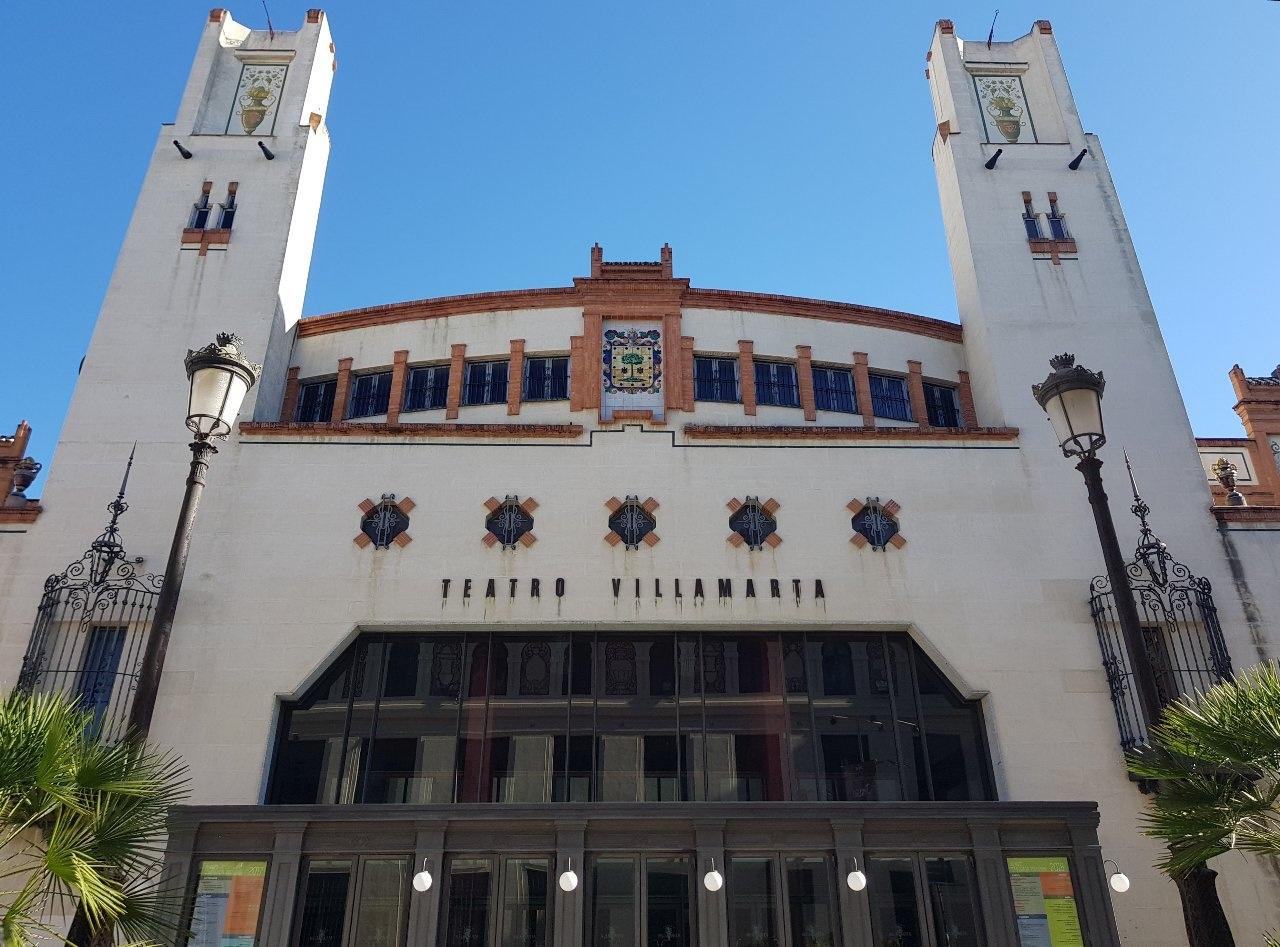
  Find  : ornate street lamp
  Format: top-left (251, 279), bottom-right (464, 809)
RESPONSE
top-left (128, 333), bottom-right (261, 737)
top-left (1031, 354), bottom-right (1163, 733)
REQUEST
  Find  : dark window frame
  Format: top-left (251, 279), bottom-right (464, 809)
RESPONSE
top-left (868, 373), bottom-right (913, 422)
top-left (404, 364), bottom-right (451, 413)
top-left (463, 360), bottom-right (510, 407)
top-left (522, 355), bottom-right (570, 402)
top-left (693, 356), bottom-right (740, 404)
top-left (349, 371), bottom-right (393, 419)
top-left (753, 360), bottom-right (800, 408)
top-left (296, 378), bottom-right (337, 422)
top-left (812, 365), bottom-right (858, 414)
top-left (922, 381), bottom-right (962, 428)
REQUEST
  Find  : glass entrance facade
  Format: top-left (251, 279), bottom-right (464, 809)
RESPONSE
top-left (268, 631), bottom-right (993, 806)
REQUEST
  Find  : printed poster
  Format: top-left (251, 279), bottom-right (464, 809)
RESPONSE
top-left (1006, 857), bottom-right (1084, 947)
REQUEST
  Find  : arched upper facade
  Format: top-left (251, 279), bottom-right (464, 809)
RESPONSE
top-left (255, 245), bottom-right (1007, 441)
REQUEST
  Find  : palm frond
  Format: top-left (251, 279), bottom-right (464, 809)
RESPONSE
top-left (1127, 662), bottom-right (1280, 878)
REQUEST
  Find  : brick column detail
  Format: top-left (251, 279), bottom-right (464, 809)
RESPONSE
top-left (584, 312), bottom-right (603, 410)
top-left (681, 337), bottom-right (695, 410)
top-left (569, 337), bottom-right (585, 412)
top-left (330, 358), bottom-right (353, 423)
top-left (386, 349), bottom-right (409, 424)
top-left (795, 345), bottom-right (816, 421)
top-left (957, 370), bottom-right (977, 430)
top-left (907, 360), bottom-right (929, 428)
top-left (852, 352), bottom-right (874, 427)
top-left (663, 312), bottom-right (682, 413)
top-left (446, 344), bottom-right (466, 420)
top-left (738, 340), bottom-right (757, 416)
top-left (280, 366), bottom-right (300, 422)
top-left (507, 339), bottom-right (526, 416)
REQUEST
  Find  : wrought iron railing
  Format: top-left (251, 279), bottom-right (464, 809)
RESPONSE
top-left (16, 450), bottom-right (162, 742)
top-left (1089, 458), bottom-right (1232, 751)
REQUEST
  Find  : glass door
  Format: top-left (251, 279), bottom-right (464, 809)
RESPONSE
top-left (439, 855), bottom-right (552, 947)
top-left (866, 854), bottom-right (983, 947)
top-left (587, 855), bottom-right (695, 947)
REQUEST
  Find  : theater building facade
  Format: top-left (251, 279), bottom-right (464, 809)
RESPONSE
top-left (3, 9), bottom-right (1279, 947)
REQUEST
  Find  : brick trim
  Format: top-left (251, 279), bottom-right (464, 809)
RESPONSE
top-left (331, 358), bottom-right (353, 422)
top-left (681, 337), bottom-right (695, 410)
top-left (663, 313), bottom-right (682, 414)
top-left (240, 421), bottom-right (584, 439)
top-left (1211, 505), bottom-right (1280, 525)
top-left (446, 344), bottom-right (466, 420)
top-left (507, 339), bottom-right (525, 416)
top-left (386, 350), bottom-right (409, 424)
top-left (738, 341), bottom-right (757, 416)
top-left (683, 424), bottom-right (1019, 442)
top-left (795, 345), bottom-right (816, 422)
top-left (852, 352), bottom-right (875, 427)
top-left (297, 287), bottom-right (962, 344)
top-left (907, 360), bottom-right (928, 428)
top-left (583, 312), bottom-right (603, 411)
top-left (957, 370), bottom-right (977, 430)
top-left (280, 366), bottom-right (301, 422)
top-left (569, 337), bottom-right (584, 411)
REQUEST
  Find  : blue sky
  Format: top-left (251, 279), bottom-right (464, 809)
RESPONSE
top-left (4, 2), bottom-right (1276, 488)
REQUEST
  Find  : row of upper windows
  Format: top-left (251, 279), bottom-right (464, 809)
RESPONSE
top-left (297, 355), bottom-right (961, 426)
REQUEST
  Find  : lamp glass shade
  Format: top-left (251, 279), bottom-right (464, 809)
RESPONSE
top-left (1042, 386), bottom-right (1105, 457)
top-left (558, 869), bottom-right (579, 892)
top-left (846, 869), bottom-right (867, 892)
top-left (703, 869), bottom-right (723, 892)
top-left (412, 869), bottom-right (433, 893)
top-left (187, 364), bottom-right (250, 437)
top-left (1108, 871), bottom-right (1130, 893)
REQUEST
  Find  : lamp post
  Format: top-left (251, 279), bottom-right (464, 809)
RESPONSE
top-left (1031, 354), bottom-right (1163, 735)
top-left (127, 333), bottom-right (261, 738)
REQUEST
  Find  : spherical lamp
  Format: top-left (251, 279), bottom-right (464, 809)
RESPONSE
top-left (703, 858), bottom-right (724, 892)
top-left (558, 857), bottom-right (579, 893)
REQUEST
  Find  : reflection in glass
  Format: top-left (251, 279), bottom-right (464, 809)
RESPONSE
top-left (499, 858), bottom-right (550, 947)
top-left (295, 860), bottom-right (351, 947)
top-left (728, 857), bottom-right (778, 947)
top-left (591, 858), bottom-right (637, 947)
top-left (443, 859), bottom-right (490, 947)
top-left (924, 857), bottom-right (983, 947)
top-left (269, 632), bottom-right (993, 807)
top-left (352, 858), bottom-right (407, 947)
top-left (785, 857), bottom-right (837, 947)
top-left (867, 857), bottom-right (922, 947)
top-left (646, 858), bottom-right (692, 947)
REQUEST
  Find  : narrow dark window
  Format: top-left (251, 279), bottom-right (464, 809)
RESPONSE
top-left (1048, 197), bottom-right (1069, 239)
top-left (522, 356), bottom-right (570, 401)
top-left (76, 626), bottom-right (126, 736)
top-left (694, 356), bottom-right (740, 403)
top-left (1022, 194), bottom-right (1041, 239)
top-left (190, 189), bottom-right (211, 229)
top-left (754, 361), bottom-right (800, 408)
top-left (923, 382), bottom-right (962, 427)
top-left (463, 360), bottom-right (510, 406)
top-left (869, 373), bottom-right (912, 421)
top-left (296, 379), bottom-right (337, 422)
top-left (404, 365), bottom-right (449, 412)
top-left (218, 184), bottom-right (237, 229)
top-left (812, 366), bottom-right (857, 414)
top-left (349, 371), bottom-right (392, 419)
